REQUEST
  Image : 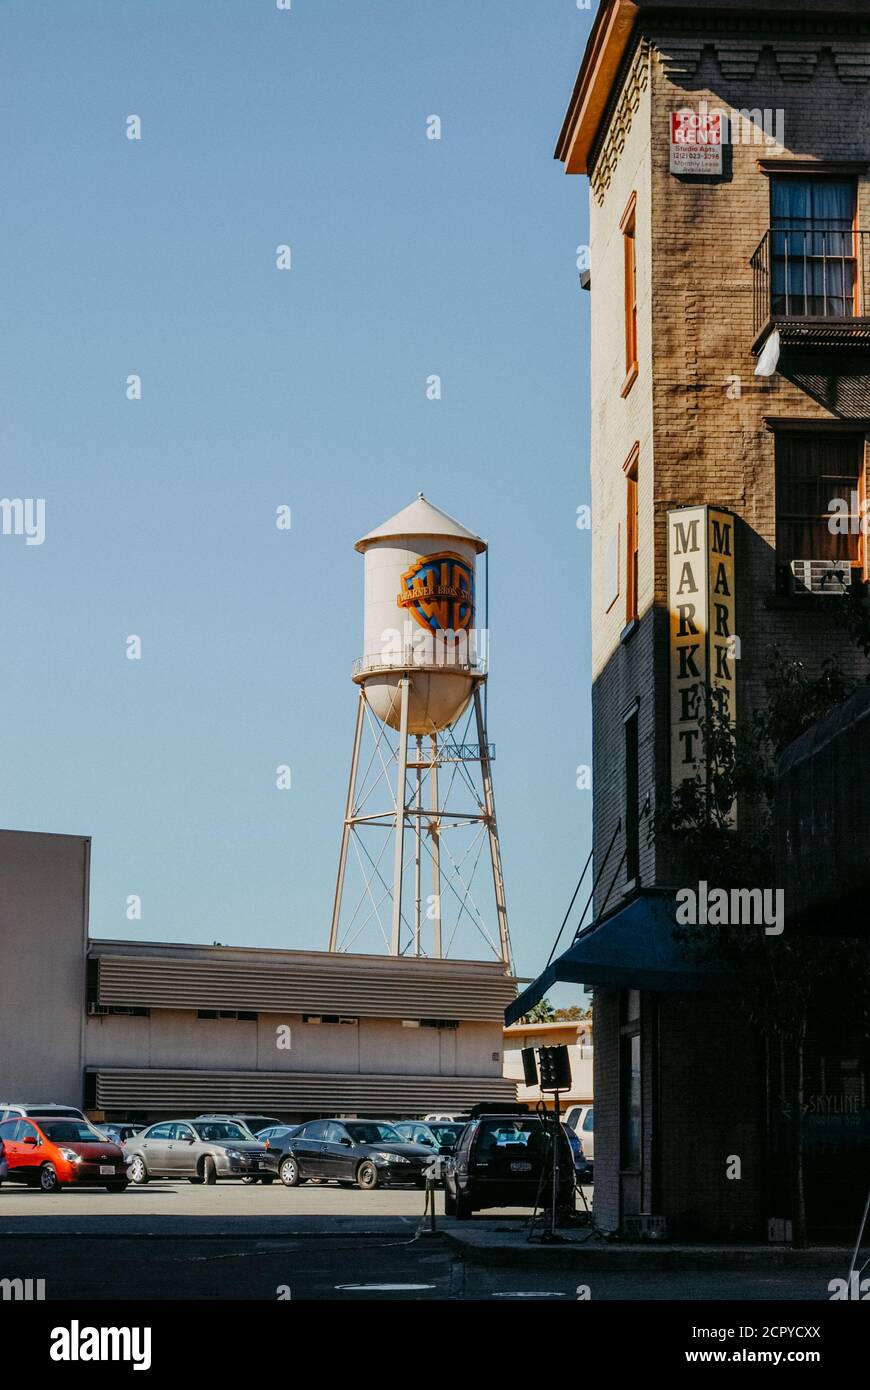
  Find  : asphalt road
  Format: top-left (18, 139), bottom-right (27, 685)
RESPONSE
top-left (0, 1179), bottom-right (840, 1300)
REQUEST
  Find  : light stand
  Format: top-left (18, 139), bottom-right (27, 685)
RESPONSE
top-left (526, 1044), bottom-right (573, 1246)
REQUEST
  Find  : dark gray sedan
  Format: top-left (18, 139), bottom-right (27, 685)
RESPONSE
top-left (125, 1119), bottom-right (268, 1184)
top-left (280, 1119), bottom-right (434, 1190)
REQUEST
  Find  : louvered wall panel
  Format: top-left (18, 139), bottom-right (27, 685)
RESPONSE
top-left (95, 955), bottom-right (516, 1021)
top-left (92, 1068), bottom-right (516, 1111)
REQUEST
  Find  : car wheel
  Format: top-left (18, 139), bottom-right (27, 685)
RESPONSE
top-left (128, 1156), bottom-right (149, 1185)
top-left (202, 1156), bottom-right (217, 1186)
top-left (39, 1164), bottom-right (60, 1194)
top-left (188, 1176), bottom-right (204, 1184)
top-left (279, 1156), bottom-right (300, 1187)
top-left (455, 1194), bottom-right (473, 1220)
top-left (105, 1183), bottom-right (127, 1193)
top-left (356, 1160), bottom-right (379, 1190)
top-left (260, 1175), bottom-right (275, 1185)
top-left (443, 1186), bottom-right (456, 1216)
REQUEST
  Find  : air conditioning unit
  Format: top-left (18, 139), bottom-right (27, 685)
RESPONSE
top-left (624, 1213), bottom-right (668, 1241)
top-left (789, 559), bottom-right (852, 596)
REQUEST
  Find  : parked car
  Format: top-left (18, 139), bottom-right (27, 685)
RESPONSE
top-left (0, 1103), bottom-right (86, 1123)
top-left (0, 1137), bottom-right (8, 1184)
top-left (193, 1113), bottom-right (282, 1139)
top-left (280, 1119), bottom-right (433, 1190)
top-left (443, 1111), bottom-right (576, 1220)
top-left (391, 1120), bottom-right (463, 1153)
top-left (258, 1124), bottom-right (304, 1179)
top-left (98, 1123), bottom-right (145, 1147)
top-left (562, 1122), bottom-right (591, 1183)
top-left (125, 1119), bottom-right (268, 1185)
top-left (0, 1116), bottom-right (128, 1193)
top-left (564, 1104), bottom-right (594, 1172)
top-left (423, 1112), bottom-right (470, 1124)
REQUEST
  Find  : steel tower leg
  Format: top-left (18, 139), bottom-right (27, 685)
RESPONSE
top-left (429, 732), bottom-right (442, 958)
top-left (328, 688), bottom-right (366, 952)
top-left (474, 684), bottom-right (512, 970)
top-left (390, 679), bottom-right (411, 955)
top-left (414, 735), bottom-right (422, 957)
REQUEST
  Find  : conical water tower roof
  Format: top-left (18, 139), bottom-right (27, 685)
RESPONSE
top-left (355, 493), bottom-right (486, 554)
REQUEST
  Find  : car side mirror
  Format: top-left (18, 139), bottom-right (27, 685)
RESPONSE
top-left (340, 1137), bottom-right (353, 1147)
top-left (23, 1135), bottom-right (38, 1146)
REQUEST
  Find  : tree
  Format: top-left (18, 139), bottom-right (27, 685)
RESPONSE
top-left (520, 997), bottom-right (555, 1023)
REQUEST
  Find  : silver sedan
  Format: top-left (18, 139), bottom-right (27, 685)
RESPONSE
top-left (125, 1119), bottom-right (270, 1184)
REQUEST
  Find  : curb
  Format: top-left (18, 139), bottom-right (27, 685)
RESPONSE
top-left (442, 1232), bottom-right (850, 1271)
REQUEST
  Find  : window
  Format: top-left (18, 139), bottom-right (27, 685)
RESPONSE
top-left (301, 1121), bottom-right (329, 1141)
top-left (324, 1123), bottom-right (347, 1144)
top-left (197, 1009), bottom-right (258, 1021)
top-left (624, 707), bottom-right (640, 884)
top-left (775, 433), bottom-right (865, 591)
top-left (620, 1032), bottom-right (642, 1170)
top-left (770, 178), bottom-right (857, 318)
top-left (621, 192), bottom-right (638, 394)
top-left (146, 1123), bottom-right (174, 1140)
top-left (173, 1125), bottom-right (194, 1142)
top-left (624, 444), bottom-right (640, 624)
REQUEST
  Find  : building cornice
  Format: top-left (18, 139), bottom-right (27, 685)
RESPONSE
top-left (557, 1), bottom-right (870, 176)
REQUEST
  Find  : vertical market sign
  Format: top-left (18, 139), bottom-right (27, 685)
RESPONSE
top-left (668, 507), bottom-right (736, 805)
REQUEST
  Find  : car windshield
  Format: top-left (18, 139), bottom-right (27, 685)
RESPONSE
top-left (345, 1123), bottom-right (401, 1144)
top-left (194, 1122), bottom-right (248, 1141)
top-left (38, 1121), bottom-right (106, 1143)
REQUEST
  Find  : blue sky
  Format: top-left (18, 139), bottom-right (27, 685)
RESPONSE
top-left (0, 0), bottom-right (593, 991)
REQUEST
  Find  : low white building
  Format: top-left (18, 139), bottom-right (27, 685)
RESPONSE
top-left (0, 829), bottom-right (516, 1121)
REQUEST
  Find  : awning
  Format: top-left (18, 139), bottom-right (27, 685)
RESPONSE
top-left (505, 891), bottom-right (732, 1025)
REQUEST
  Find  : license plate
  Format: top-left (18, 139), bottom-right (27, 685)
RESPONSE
top-left (99, 1165), bottom-right (115, 1175)
top-left (510, 1161), bottom-right (532, 1172)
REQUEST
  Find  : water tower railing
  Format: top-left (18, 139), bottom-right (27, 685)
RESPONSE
top-left (352, 648), bottom-right (488, 679)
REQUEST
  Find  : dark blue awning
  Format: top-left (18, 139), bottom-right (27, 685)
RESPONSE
top-left (505, 891), bottom-right (732, 1025)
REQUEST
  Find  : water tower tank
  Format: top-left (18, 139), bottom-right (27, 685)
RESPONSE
top-left (354, 494), bottom-right (487, 734)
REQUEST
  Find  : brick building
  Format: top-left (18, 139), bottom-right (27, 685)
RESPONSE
top-left (509, 0), bottom-right (870, 1240)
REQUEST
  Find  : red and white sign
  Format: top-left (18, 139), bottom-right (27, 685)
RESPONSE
top-left (670, 110), bottom-right (724, 175)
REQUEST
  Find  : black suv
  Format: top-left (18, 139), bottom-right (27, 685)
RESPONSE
top-left (443, 1108), bottom-right (576, 1220)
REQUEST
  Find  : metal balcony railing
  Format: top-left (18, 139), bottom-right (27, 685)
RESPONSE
top-left (751, 227), bottom-right (870, 343)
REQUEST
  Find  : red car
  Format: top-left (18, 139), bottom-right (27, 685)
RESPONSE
top-left (0, 1115), bottom-right (128, 1193)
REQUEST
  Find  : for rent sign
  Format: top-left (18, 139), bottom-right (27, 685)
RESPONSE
top-left (669, 110), bottom-right (724, 175)
top-left (668, 506), bottom-right (736, 803)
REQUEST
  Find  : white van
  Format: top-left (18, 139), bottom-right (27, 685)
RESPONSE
top-left (564, 1104), bottom-right (594, 1167)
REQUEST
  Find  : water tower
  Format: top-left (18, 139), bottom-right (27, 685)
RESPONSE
top-left (328, 494), bottom-right (512, 967)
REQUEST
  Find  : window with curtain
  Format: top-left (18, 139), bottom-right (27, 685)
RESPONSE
top-left (775, 433), bottom-right (865, 588)
top-left (770, 178), bottom-right (857, 318)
